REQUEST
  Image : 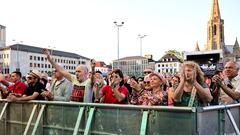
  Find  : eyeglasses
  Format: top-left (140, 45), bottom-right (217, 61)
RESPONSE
top-left (144, 71), bottom-right (151, 74)
top-left (144, 81), bottom-right (150, 85)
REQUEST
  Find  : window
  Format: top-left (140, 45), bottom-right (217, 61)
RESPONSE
top-left (34, 56), bottom-right (36, 60)
top-left (30, 63), bottom-right (33, 67)
top-left (30, 56), bottom-right (32, 60)
top-left (38, 64), bottom-right (40, 68)
top-left (213, 25), bottom-right (217, 35)
top-left (38, 57), bottom-right (40, 61)
top-left (41, 57), bottom-right (44, 61)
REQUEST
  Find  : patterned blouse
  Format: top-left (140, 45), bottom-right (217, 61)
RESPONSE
top-left (130, 89), bottom-right (168, 106)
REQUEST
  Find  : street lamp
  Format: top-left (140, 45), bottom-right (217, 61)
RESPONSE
top-left (114, 21), bottom-right (124, 69)
top-left (13, 40), bottom-right (23, 71)
top-left (138, 34), bottom-right (147, 56)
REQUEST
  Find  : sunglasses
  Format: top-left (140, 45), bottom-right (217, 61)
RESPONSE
top-left (27, 76), bottom-right (33, 80)
top-left (144, 81), bottom-right (150, 85)
top-left (144, 71), bottom-right (151, 74)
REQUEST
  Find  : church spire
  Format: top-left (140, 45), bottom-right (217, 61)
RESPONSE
top-left (206, 0), bottom-right (225, 51)
top-left (195, 41), bottom-right (200, 51)
top-left (233, 37), bottom-right (240, 54)
top-left (210, 0), bottom-right (221, 20)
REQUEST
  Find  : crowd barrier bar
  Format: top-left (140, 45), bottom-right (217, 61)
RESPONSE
top-left (2, 99), bottom-right (240, 135)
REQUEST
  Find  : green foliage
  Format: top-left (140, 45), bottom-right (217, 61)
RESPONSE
top-left (165, 49), bottom-right (184, 62)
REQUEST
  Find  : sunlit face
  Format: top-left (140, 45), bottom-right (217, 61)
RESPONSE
top-left (150, 75), bottom-right (162, 89)
top-left (27, 75), bottom-right (37, 84)
top-left (223, 62), bottom-right (238, 79)
top-left (184, 66), bottom-right (194, 81)
top-left (52, 69), bottom-right (63, 80)
top-left (111, 73), bottom-right (122, 85)
top-left (75, 65), bottom-right (87, 82)
top-left (10, 73), bottom-right (19, 83)
top-left (171, 76), bottom-right (179, 86)
top-left (143, 76), bottom-right (151, 90)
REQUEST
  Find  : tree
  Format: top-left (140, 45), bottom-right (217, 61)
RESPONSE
top-left (165, 50), bottom-right (184, 62)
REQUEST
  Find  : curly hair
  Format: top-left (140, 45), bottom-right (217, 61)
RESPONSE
top-left (181, 61), bottom-right (205, 84)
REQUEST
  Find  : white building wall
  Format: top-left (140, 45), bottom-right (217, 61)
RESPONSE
top-left (155, 61), bottom-right (181, 75)
top-left (1, 48), bottom-right (90, 76)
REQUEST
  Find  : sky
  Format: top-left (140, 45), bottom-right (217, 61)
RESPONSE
top-left (0, 0), bottom-right (240, 64)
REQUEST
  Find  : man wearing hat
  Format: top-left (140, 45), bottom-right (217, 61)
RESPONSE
top-left (43, 48), bottom-right (94, 103)
top-left (8, 69), bottom-right (46, 101)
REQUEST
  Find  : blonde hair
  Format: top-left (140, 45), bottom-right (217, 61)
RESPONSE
top-left (182, 61), bottom-right (205, 83)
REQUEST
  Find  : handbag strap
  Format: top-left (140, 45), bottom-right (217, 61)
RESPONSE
top-left (188, 87), bottom-right (197, 107)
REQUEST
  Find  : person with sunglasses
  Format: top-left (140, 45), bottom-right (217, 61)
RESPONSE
top-left (41, 68), bottom-right (73, 101)
top-left (130, 73), bottom-right (168, 106)
top-left (143, 67), bottom-right (153, 76)
top-left (8, 69), bottom-right (46, 101)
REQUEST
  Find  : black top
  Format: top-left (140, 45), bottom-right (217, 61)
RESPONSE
top-left (24, 82), bottom-right (46, 100)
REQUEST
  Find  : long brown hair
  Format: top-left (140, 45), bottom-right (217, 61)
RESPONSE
top-left (182, 61), bottom-right (205, 84)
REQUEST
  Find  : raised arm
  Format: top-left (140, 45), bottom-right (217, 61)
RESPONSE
top-left (43, 48), bottom-right (72, 81)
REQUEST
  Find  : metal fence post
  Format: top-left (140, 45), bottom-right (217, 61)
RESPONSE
top-left (0, 102), bottom-right (8, 120)
top-left (73, 107), bottom-right (85, 135)
top-left (140, 111), bottom-right (149, 135)
top-left (32, 104), bottom-right (46, 135)
top-left (23, 104), bottom-right (38, 135)
top-left (84, 107), bottom-right (95, 135)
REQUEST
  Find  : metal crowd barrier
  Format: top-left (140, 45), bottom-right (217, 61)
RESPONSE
top-left (0, 99), bottom-right (239, 135)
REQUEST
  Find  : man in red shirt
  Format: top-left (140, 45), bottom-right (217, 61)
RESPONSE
top-left (0, 71), bottom-right (27, 99)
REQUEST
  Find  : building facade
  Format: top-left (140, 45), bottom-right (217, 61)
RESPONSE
top-left (155, 54), bottom-right (182, 75)
top-left (112, 56), bottom-right (154, 77)
top-left (0, 44), bottom-right (90, 76)
top-left (95, 61), bottom-right (111, 77)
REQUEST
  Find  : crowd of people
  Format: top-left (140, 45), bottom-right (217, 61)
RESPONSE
top-left (0, 48), bottom-right (240, 107)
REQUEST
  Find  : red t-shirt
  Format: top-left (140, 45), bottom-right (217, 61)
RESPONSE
top-left (101, 85), bottom-right (128, 104)
top-left (2, 81), bottom-right (27, 98)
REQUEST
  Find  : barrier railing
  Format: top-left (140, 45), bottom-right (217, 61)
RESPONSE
top-left (0, 99), bottom-right (239, 135)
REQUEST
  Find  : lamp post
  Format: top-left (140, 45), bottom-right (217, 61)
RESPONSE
top-left (114, 21), bottom-right (124, 69)
top-left (13, 40), bottom-right (23, 71)
top-left (138, 34), bottom-right (147, 56)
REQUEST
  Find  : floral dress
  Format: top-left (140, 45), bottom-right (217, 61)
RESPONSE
top-left (130, 89), bottom-right (168, 106)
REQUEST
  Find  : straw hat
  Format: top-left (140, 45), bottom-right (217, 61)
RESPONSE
top-left (28, 69), bottom-right (41, 78)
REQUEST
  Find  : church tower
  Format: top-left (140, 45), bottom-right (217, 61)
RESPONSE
top-left (206, 0), bottom-right (225, 50)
